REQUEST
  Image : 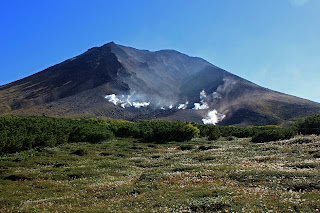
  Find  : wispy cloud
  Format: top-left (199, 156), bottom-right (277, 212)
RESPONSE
top-left (288, 0), bottom-right (309, 7)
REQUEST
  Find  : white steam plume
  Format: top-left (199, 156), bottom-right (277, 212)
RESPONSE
top-left (193, 90), bottom-right (209, 110)
top-left (200, 90), bottom-right (206, 99)
top-left (215, 77), bottom-right (237, 97)
top-left (202, 110), bottom-right (226, 125)
top-left (105, 94), bottom-right (150, 109)
top-left (177, 101), bottom-right (189, 109)
top-left (132, 102), bottom-right (150, 108)
top-left (193, 103), bottom-right (209, 110)
top-left (212, 92), bottom-right (222, 99)
top-left (105, 94), bottom-right (122, 105)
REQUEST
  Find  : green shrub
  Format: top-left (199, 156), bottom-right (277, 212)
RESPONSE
top-left (177, 123), bottom-right (200, 142)
top-left (192, 123), bottom-right (221, 140)
top-left (105, 120), bottom-right (140, 138)
top-left (295, 113), bottom-right (320, 135)
top-left (217, 126), bottom-right (253, 138)
top-left (217, 125), bottom-right (284, 139)
top-left (69, 124), bottom-right (113, 143)
top-left (251, 127), bottom-right (296, 143)
top-left (0, 117), bottom-right (114, 153)
top-left (138, 121), bottom-right (199, 143)
top-left (0, 117), bottom-right (202, 153)
top-left (207, 127), bottom-right (220, 141)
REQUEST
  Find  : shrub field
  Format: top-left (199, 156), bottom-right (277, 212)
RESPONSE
top-left (1, 113), bottom-right (320, 153)
top-left (0, 114), bottom-right (320, 211)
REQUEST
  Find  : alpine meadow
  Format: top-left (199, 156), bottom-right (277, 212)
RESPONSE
top-left (1, 0), bottom-right (320, 212)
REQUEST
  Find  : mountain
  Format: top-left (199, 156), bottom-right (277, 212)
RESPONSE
top-left (1, 42), bottom-right (319, 125)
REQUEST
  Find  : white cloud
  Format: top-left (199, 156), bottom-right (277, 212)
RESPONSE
top-left (288, 0), bottom-right (309, 7)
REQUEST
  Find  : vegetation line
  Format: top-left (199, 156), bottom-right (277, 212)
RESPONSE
top-left (0, 113), bottom-right (319, 153)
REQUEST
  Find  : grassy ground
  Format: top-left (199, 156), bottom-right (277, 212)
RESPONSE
top-left (0, 136), bottom-right (320, 212)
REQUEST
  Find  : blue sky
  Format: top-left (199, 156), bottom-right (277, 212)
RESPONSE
top-left (1, 0), bottom-right (320, 102)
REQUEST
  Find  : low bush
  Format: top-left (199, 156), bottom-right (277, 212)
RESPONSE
top-left (3, 174), bottom-right (33, 181)
top-left (69, 124), bottom-right (113, 143)
top-left (179, 144), bottom-right (194, 151)
top-left (0, 117), bottom-right (202, 153)
top-left (251, 127), bottom-right (296, 143)
top-left (217, 126), bottom-right (254, 138)
top-left (295, 113), bottom-right (320, 135)
top-left (217, 125), bottom-right (284, 139)
top-left (138, 121), bottom-right (200, 143)
top-left (192, 123), bottom-right (220, 140)
top-left (104, 120), bottom-right (140, 138)
top-left (4, 112), bottom-right (320, 154)
top-left (0, 117), bottom-right (114, 153)
top-left (71, 149), bottom-right (88, 156)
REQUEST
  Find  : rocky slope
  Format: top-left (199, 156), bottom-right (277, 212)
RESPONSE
top-left (1, 42), bottom-right (319, 125)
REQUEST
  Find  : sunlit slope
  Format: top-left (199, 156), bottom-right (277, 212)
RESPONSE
top-left (1, 42), bottom-right (319, 125)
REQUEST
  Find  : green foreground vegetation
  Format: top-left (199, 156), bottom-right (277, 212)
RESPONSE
top-left (0, 114), bottom-right (320, 212)
top-left (3, 113), bottom-right (319, 153)
top-left (1, 136), bottom-right (320, 212)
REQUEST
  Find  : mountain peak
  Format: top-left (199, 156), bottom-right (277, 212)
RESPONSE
top-left (104, 41), bottom-right (117, 46)
top-left (0, 43), bottom-right (319, 125)
top-left (94, 41), bottom-right (119, 51)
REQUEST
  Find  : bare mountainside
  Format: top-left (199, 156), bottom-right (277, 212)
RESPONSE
top-left (1, 42), bottom-right (319, 125)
